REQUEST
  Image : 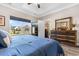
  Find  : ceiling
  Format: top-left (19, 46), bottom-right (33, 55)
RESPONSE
top-left (0, 3), bottom-right (78, 17)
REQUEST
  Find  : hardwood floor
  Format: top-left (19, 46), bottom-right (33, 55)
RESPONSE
top-left (61, 44), bottom-right (79, 56)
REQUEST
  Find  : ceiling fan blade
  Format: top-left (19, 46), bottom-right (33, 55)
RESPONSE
top-left (37, 4), bottom-right (40, 8)
top-left (27, 3), bottom-right (32, 5)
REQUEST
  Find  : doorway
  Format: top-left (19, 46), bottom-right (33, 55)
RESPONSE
top-left (45, 21), bottom-right (49, 38)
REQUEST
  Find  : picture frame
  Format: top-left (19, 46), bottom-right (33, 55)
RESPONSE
top-left (0, 15), bottom-right (5, 26)
top-left (55, 17), bottom-right (72, 31)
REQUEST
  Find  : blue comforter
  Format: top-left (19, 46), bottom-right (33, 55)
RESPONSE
top-left (0, 35), bottom-right (64, 56)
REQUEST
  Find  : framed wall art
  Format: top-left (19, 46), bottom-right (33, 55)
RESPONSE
top-left (55, 17), bottom-right (72, 31)
top-left (0, 15), bottom-right (5, 26)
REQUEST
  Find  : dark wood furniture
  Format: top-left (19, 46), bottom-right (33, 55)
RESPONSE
top-left (51, 30), bottom-right (77, 46)
top-left (51, 17), bottom-right (77, 46)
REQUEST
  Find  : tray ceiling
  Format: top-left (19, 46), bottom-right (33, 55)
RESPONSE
top-left (0, 3), bottom-right (78, 17)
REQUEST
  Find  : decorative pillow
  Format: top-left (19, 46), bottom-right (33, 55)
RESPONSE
top-left (0, 29), bottom-right (11, 49)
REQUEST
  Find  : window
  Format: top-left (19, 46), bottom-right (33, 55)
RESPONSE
top-left (9, 16), bottom-right (31, 36)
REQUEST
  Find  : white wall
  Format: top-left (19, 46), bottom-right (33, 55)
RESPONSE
top-left (0, 5), bottom-right (36, 32)
top-left (38, 20), bottom-right (45, 38)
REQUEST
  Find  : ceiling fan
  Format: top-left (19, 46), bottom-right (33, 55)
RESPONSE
top-left (27, 3), bottom-right (40, 8)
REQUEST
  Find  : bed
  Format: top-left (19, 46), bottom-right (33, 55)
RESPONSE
top-left (0, 34), bottom-right (64, 56)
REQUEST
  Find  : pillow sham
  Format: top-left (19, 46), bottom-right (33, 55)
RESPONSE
top-left (0, 29), bottom-right (11, 49)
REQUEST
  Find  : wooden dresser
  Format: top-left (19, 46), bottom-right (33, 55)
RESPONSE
top-left (51, 30), bottom-right (77, 46)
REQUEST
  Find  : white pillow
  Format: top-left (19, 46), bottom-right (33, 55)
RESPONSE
top-left (4, 34), bottom-right (11, 46)
top-left (0, 29), bottom-right (11, 48)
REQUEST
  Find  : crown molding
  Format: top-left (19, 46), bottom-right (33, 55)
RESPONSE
top-left (0, 3), bottom-right (79, 18)
top-left (0, 4), bottom-right (37, 17)
top-left (39, 3), bottom-right (79, 18)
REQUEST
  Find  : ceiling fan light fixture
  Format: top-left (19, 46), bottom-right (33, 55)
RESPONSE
top-left (27, 3), bottom-right (40, 8)
top-left (27, 3), bottom-right (32, 5)
top-left (37, 4), bottom-right (40, 8)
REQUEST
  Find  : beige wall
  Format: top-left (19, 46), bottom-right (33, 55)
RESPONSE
top-left (40, 4), bottom-right (79, 45)
top-left (41, 4), bottom-right (79, 31)
top-left (0, 5), bottom-right (36, 32)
